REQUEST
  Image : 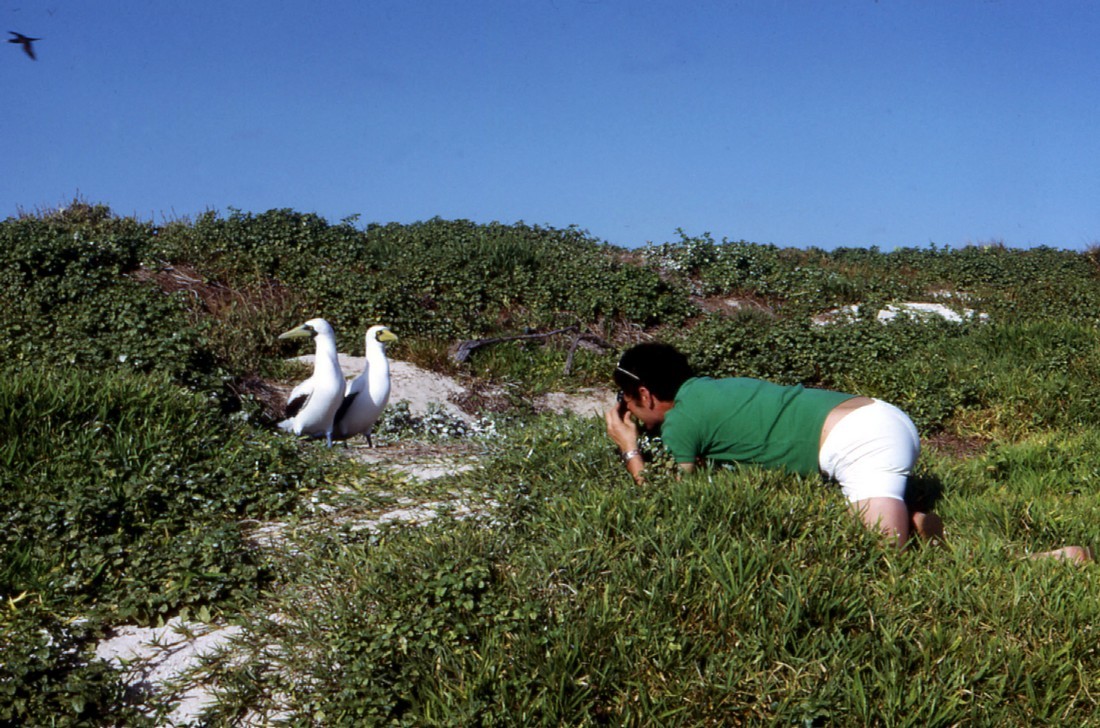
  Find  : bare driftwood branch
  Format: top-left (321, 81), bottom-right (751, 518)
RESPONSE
top-left (450, 326), bottom-right (613, 375)
top-left (450, 327), bottom-right (577, 363)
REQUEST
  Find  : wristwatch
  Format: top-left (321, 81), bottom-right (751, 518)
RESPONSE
top-left (620, 449), bottom-right (641, 463)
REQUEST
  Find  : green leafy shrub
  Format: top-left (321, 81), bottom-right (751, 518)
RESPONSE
top-left (0, 364), bottom-right (313, 622)
top-left (156, 212), bottom-right (693, 347)
top-left (0, 213), bottom-right (222, 392)
top-left (151, 208), bottom-right (366, 287)
top-left (645, 233), bottom-right (923, 312)
top-left (675, 308), bottom-right (978, 431)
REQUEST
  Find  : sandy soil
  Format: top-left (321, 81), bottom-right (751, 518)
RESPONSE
top-left (346, 355), bottom-right (614, 422)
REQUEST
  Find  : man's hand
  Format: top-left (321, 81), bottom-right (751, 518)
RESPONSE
top-left (605, 401), bottom-right (640, 453)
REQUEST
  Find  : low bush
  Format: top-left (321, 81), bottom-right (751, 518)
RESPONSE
top-left (0, 211), bottom-right (222, 393)
top-left (154, 212), bottom-right (693, 349)
top-left (0, 364), bottom-right (317, 623)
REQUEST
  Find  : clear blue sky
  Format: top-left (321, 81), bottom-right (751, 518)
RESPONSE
top-left (4, 0), bottom-right (1098, 250)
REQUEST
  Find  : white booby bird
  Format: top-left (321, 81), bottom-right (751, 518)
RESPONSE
top-left (277, 318), bottom-right (345, 447)
top-left (333, 324), bottom-right (398, 446)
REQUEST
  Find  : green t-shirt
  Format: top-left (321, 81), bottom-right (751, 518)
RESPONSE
top-left (660, 377), bottom-right (856, 475)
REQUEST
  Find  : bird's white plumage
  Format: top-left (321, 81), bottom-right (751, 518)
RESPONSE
top-left (277, 318), bottom-right (345, 447)
top-left (333, 325), bottom-right (397, 445)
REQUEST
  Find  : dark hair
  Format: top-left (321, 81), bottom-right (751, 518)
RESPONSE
top-left (612, 343), bottom-right (694, 401)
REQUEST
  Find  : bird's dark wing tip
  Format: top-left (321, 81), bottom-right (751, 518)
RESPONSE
top-left (334, 391), bottom-right (359, 424)
top-left (285, 393), bottom-right (309, 419)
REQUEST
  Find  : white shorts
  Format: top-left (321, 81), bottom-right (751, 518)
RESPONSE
top-left (817, 400), bottom-right (920, 503)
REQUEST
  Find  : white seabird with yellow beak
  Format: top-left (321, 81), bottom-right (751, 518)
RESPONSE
top-left (333, 324), bottom-right (398, 445)
top-left (277, 318), bottom-right (345, 447)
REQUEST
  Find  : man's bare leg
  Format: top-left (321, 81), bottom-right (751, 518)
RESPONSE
top-left (853, 497), bottom-right (911, 548)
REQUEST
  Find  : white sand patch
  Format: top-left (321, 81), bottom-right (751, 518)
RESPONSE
top-left (292, 356), bottom-right (615, 421)
top-left (350, 443), bottom-right (481, 479)
top-left (814, 302), bottom-right (988, 325)
top-left (536, 388), bottom-right (616, 418)
top-left (336, 494), bottom-right (496, 532)
top-left (95, 618), bottom-right (242, 726)
top-left (246, 488), bottom-right (498, 551)
top-left (290, 355), bottom-right (473, 421)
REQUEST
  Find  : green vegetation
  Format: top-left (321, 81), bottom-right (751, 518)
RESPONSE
top-left (2, 202), bottom-right (1099, 725)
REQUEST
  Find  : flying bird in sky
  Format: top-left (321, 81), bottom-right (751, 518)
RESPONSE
top-left (8, 32), bottom-right (40, 60)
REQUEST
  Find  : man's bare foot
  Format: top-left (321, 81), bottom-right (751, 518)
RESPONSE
top-left (1028, 545), bottom-right (1094, 564)
top-left (911, 511), bottom-right (944, 544)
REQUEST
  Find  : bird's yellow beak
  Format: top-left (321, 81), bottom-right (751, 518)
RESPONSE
top-left (377, 329), bottom-right (398, 343)
top-left (279, 324), bottom-right (314, 340)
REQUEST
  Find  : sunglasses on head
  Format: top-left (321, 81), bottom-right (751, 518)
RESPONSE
top-left (615, 365), bottom-right (642, 404)
top-left (616, 365), bottom-right (641, 381)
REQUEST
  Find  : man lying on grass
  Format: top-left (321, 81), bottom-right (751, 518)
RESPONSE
top-left (605, 342), bottom-right (1090, 562)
